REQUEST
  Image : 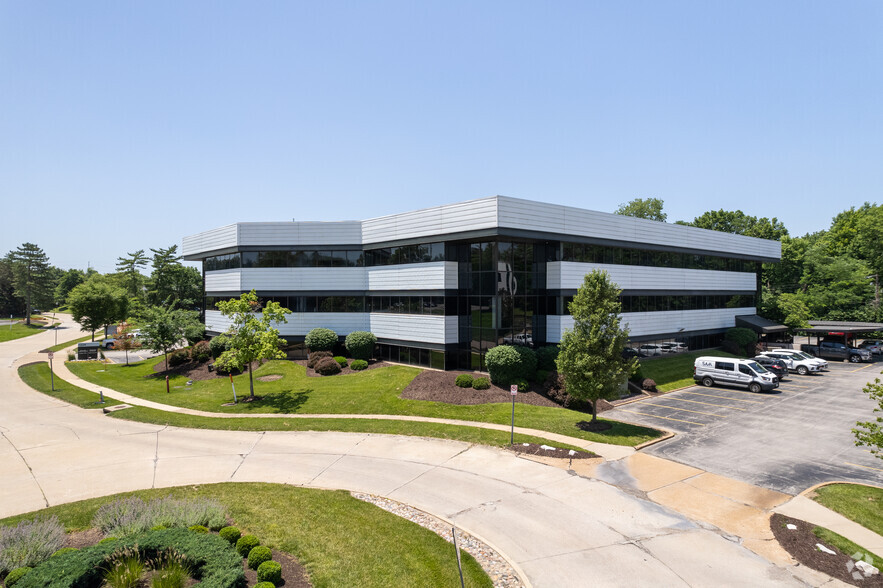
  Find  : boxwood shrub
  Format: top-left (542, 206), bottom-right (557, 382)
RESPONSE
top-left (350, 359), bottom-right (368, 371)
top-left (235, 535), bottom-right (260, 558)
top-left (255, 583), bottom-right (276, 588)
top-left (247, 545), bottom-right (272, 570)
top-left (257, 560), bottom-right (283, 585)
top-left (333, 356), bottom-right (348, 368)
top-left (344, 331), bottom-right (376, 361)
top-left (455, 374), bottom-right (474, 388)
top-left (218, 526), bottom-right (240, 545)
top-left (305, 328), bottom-right (338, 352)
top-left (472, 377), bottom-right (490, 390)
top-left (314, 357), bottom-right (341, 375)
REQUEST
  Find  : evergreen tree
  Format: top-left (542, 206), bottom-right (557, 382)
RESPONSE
top-left (116, 250), bottom-right (149, 298)
top-left (8, 243), bottom-right (53, 324)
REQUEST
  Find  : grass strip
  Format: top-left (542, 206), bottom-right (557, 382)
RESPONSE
top-left (811, 483), bottom-right (883, 537)
top-left (0, 483), bottom-right (493, 588)
top-left (46, 333), bottom-right (94, 352)
top-left (812, 526), bottom-right (880, 565)
top-left (68, 358), bottom-right (660, 446)
top-left (638, 350), bottom-right (740, 392)
top-left (17, 362), bottom-right (122, 408)
top-left (108, 405), bottom-right (591, 452)
top-left (0, 323), bottom-right (46, 343)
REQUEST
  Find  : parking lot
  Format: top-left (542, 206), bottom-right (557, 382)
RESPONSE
top-left (604, 359), bottom-right (883, 494)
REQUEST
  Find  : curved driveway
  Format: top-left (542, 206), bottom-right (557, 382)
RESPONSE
top-left (1, 318), bottom-right (807, 587)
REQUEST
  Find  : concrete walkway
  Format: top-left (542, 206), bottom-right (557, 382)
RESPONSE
top-left (0, 316), bottom-right (870, 586)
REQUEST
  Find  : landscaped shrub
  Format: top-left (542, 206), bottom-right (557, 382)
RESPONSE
top-left (344, 331), bottom-right (376, 361)
top-left (333, 356), bottom-right (348, 368)
top-left (185, 325), bottom-right (206, 346)
top-left (4, 567), bottom-right (32, 586)
top-left (307, 351), bottom-right (333, 369)
top-left (16, 528), bottom-right (244, 588)
top-left (724, 327), bottom-right (757, 356)
top-left (235, 535), bottom-right (260, 558)
top-left (535, 370), bottom-right (549, 384)
top-left (168, 350), bottom-right (190, 367)
top-left (513, 379), bottom-right (529, 392)
top-left (642, 378), bottom-right (658, 392)
top-left (629, 367), bottom-right (645, 385)
top-left (485, 345), bottom-right (525, 386)
top-left (472, 377), bottom-right (490, 390)
top-left (305, 328), bottom-right (337, 352)
top-left (314, 357), bottom-right (341, 376)
top-left (67, 351), bottom-right (75, 361)
top-left (455, 374), bottom-right (474, 388)
top-left (218, 527), bottom-right (240, 545)
top-left (0, 516), bottom-right (65, 571)
top-left (99, 537), bottom-right (118, 544)
top-left (254, 583), bottom-right (275, 588)
top-left (191, 341), bottom-right (211, 363)
top-left (209, 335), bottom-right (231, 359)
top-left (51, 547), bottom-right (78, 557)
top-left (150, 525), bottom-right (167, 531)
top-left (188, 525), bottom-right (209, 534)
top-left (512, 345), bottom-right (537, 382)
top-left (256, 560), bottom-right (283, 585)
top-left (92, 496), bottom-right (227, 538)
top-left (350, 359), bottom-right (368, 371)
top-left (536, 345), bottom-right (559, 372)
top-left (247, 545), bottom-right (272, 570)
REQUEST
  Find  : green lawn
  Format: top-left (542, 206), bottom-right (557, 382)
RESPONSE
top-left (0, 322), bottom-right (46, 343)
top-left (0, 483), bottom-right (492, 588)
top-left (812, 526), bottom-right (880, 566)
top-left (18, 362), bottom-right (122, 408)
top-left (812, 483), bottom-right (883, 537)
top-left (67, 357), bottom-right (660, 446)
top-left (638, 350), bottom-right (740, 392)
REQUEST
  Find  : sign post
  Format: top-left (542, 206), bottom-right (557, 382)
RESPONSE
top-left (510, 384), bottom-right (518, 444)
top-left (229, 373), bottom-right (238, 404)
top-left (48, 351), bottom-right (55, 391)
top-left (166, 375), bottom-right (170, 394)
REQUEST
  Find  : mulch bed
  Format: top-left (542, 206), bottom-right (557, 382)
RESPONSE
top-left (770, 513), bottom-right (882, 586)
top-left (400, 369), bottom-right (561, 407)
top-left (295, 358), bottom-right (388, 377)
top-left (151, 358), bottom-right (218, 381)
top-left (508, 442), bottom-right (598, 460)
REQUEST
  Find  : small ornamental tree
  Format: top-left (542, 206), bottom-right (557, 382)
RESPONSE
top-left (854, 376), bottom-right (883, 460)
top-left (141, 306), bottom-right (203, 370)
top-left (216, 290), bottom-right (290, 399)
top-left (556, 270), bottom-right (637, 423)
top-left (113, 322), bottom-right (141, 366)
top-left (345, 331), bottom-right (376, 361)
top-left (305, 327), bottom-right (337, 351)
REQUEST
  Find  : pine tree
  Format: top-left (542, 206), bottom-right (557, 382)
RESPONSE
top-left (116, 250), bottom-right (149, 298)
top-left (8, 243), bottom-right (53, 325)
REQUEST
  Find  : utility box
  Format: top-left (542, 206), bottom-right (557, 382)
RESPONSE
top-left (77, 342), bottom-right (100, 360)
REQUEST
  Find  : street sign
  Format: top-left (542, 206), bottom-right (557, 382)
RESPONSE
top-left (510, 384), bottom-right (517, 395)
top-left (48, 351), bottom-right (54, 360)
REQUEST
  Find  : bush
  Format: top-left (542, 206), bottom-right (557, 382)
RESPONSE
top-left (4, 567), bottom-right (31, 586)
top-left (0, 516), bottom-right (65, 571)
top-left (149, 525), bottom-right (167, 531)
top-left (256, 560), bottom-right (283, 585)
top-left (314, 357), bottom-right (341, 376)
top-left (51, 547), bottom-right (78, 558)
top-left (472, 377), bottom-right (490, 390)
top-left (543, 371), bottom-right (592, 411)
top-left (305, 328), bottom-right (337, 352)
top-left (485, 345), bottom-right (538, 386)
top-left (255, 583), bottom-right (275, 588)
top-left (209, 335), bottom-right (231, 359)
top-left (535, 369), bottom-right (549, 384)
top-left (333, 356), bottom-right (348, 368)
top-left (642, 378), bottom-right (658, 392)
top-left (629, 367), bottom-right (645, 385)
top-left (350, 359), bottom-right (368, 371)
top-left (236, 535), bottom-right (260, 558)
top-left (513, 379), bottom-right (529, 392)
top-left (725, 327), bottom-right (757, 356)
top-left (184, 324), bottom-right (206, 346)
top-left (247, 545), bottom-right (272, 570)
top-left (344, 331), bottom-right (376, 361)
top-left (455, 374), bottom-right (474, 388)
top-left (67, 351), bottom-right (75, 361)
top-left (307, 351), bottom-right (333, 369)
top-left (218, 526), bottom-right (240, 545)
top-left (536, 345), bottom-right (559, 371)
top-left (99, 537), bottom-right (118, 544)
top-left (168, 350), bottom-right (190, 367)
top-left (188, 525), bottom-right (209, 534)
top-left (191, 340), bottom-right (211, 363)
top-left (91, 496), bottom-right (227, 538)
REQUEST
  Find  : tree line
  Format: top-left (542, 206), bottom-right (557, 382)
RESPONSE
top-left (616, 198), bottom-right (882, 328)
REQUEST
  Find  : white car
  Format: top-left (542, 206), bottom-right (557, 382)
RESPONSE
top-left (759, 350), bottom-right (825, 375)
top-left (638, 344), bottom-right (665, 357)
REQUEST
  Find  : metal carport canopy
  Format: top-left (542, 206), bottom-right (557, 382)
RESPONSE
top-left (799, 321), bottom-right (883, 335)
top-left (735, 314), bottom-right (789, 334)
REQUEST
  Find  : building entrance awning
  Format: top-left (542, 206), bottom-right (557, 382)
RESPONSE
top-left (735, 315), bottom-right (790, 334)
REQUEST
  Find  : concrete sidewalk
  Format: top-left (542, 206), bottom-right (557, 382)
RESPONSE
top-left (1, 318), bottom-right (872, 586)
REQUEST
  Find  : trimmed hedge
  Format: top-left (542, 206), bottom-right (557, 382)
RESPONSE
top-left (247, 545), bottom-right (272, 570)
top-left (235, 535), bottom-right (260, 558)
top-left (314, 357), bottom-right (341, 376)
top-left (305, 328), bottom-right (338, 352)
top-left (344, 331), bottom-right (376, 361)
top-left (485, 345), bottom-right (537, 386)
top-left (333, 356), bottom-right (348, 368)
top-left (257, 560), bottom-right (283, 585)
top-left (218, 526), bottom-right (240, 545)
top-left (15, 528), bottom-right (244, 588)
top-left (455, 374), bottom-right (474, 388)
top-left (472, 377), bottom-right (490, 390)
top-left (350, 359), bottom-right (368, 371)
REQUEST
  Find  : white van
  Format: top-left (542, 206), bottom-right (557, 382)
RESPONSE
top-left (693, 356), bottom-right (779, 393)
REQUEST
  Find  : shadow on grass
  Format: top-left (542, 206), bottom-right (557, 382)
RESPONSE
top-left (234, 388), bottom-right (313, 413)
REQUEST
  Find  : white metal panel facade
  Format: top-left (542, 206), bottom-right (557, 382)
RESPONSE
top-left (182, 224), bottom-right (238, 258)
top-left (362, 197), bottom-right (499, 243)
top-left (366, 262), bottom-right (457, 291)
top-left (206, 310), bottom-right (371, 337)
top-left (547, 307), bottom-right (757, 341)
top-left (236, 221), bottom-right (363, 246)
top-left (547, 262), bottom-right (757, 292)
top-left (204, 270), bottom-right (242, 292)
top-left (368, 314), bottom-right (451, 344)
top-left (239, 268), bottom-right (368, 291)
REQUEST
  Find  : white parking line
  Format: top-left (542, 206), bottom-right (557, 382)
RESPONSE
top-left (616, 408), bottom-right (706, 427)
top-left (648, 403), bottom-right (727, 418)
top-left (680, 390), bottom-right (764, 404)
top-left (653, 396), bottom-right (747, 411)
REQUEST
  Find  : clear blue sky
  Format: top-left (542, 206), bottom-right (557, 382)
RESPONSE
top-left (2, 1), bottom-right (881, 273)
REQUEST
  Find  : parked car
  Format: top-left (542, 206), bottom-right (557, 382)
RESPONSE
top-left (694, 356), bottom-right (778, 393)
top-left (859, 339), bottom-right (883, 355)
top-left (801, 341), bottom-right (871, 363)
top-left (622, 347), bottom-right (640, 359)
top-left (752, 355), bottom-right (788, 380)
top-left (758, 350), bottom-right (826, 375)
top-left (638, 344), bottom-right (664, 357)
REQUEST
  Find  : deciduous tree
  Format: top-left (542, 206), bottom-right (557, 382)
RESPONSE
top-left (556, 270), bottom-right (636, 424)
top-left (614, 198), bottom-right (667, 222)
top-left (854, 376), bottom-right (883, 460)
top-left (67, 277), bottom-right (129, 341)
top-left (216, 290), bottom-right (290, 400)
top-left (140, 305), bottom-right (203, 370)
